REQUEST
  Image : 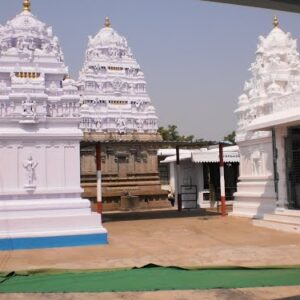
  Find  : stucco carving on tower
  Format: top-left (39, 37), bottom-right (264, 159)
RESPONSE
top-left (236, 19), bottom-right (300, 142)
top-left (78, 17), bottom-right (158, 134)
top-left (232, 17), bottom-right (300, 218)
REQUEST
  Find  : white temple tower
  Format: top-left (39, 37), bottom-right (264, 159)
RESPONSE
top-left (0, 0), bottom-right (107, 249)
top-left (232, 16), bottom-right (300, 227)
top-left (78, 18), bottom-right (169, 210)
top-left (78, 17), bottom-right (158, 134)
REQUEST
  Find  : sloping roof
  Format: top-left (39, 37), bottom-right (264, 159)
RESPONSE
top-left (160, 146), bottom-right (240, 163)
top-left (160, 153), bottom-right (192, 163)
top-left (157, 149), bottom-right (199, 156)
top-left (204, 145), bottom-right (239, 153)
top-left (192, 151), bottom-right (239, 163)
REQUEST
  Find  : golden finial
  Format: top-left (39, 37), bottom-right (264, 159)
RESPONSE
top-left (104, 17), bottom-right (111, 28)
top-left (273, 15), bottom-right (279, 28)
top-left (23, 0), bottom-right (31, 12)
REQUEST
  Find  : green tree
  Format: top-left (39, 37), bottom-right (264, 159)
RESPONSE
top-left (158, 125), bottom-right (215, 145)
top-left (158, 125), bottom-right (179, 141)
top-left (223, 131), bottom-right (236, 144)
top-left (158, 125), bottom-right (191, 141)
top-left (158, 125), bottom-right (207, 143)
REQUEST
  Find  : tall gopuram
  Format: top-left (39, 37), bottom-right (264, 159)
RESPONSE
top-left (79, 18), bottom-right (169, 210)
top-left (0, 1), bottom-right (107, 250)
top-left (232, 17), bottom-right (300, 231)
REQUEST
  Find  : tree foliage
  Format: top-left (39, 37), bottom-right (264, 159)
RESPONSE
top-left (223, 131), bottom-right (236, 144)
top-left (158, 125), bottom-right (215, 145)
top-left (158, 125), bottom-right (193, 142)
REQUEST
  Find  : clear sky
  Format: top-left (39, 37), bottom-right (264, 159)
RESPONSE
top-left (1, 0), bottom-right (300, 141)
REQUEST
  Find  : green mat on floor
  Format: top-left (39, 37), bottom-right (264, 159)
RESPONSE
top-left (1, 265), bottom-right (300, 293)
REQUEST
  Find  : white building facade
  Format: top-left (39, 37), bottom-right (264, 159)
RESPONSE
top-left (0, 1), bottom-right (107, 249)
top-left (232, 17), bottom-right (300, 232)
top-left (159, 146), bottom-right (239, 209)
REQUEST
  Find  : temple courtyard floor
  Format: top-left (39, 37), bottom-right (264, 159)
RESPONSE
top-left (1, 209), bottom-right (300, 298)
top-left (2, 209), bottom-right (300, 271)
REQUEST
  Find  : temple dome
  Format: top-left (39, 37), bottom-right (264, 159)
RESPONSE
top-left (91, 27), bottom-right (127, 48)
top-left (85, 17), bottom-right (133, 62)
top-left (263, 27), bottom-right (290, 50)
top-left (256, 18), bottom-right (297, 57)
top-left (0, 7), bottom-right (64, 62)
top-left (5, 11), bottom-right (46, 33)
top-left (88, 17), bottom-right (128, 50)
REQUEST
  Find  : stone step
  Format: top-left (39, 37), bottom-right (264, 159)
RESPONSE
top-left (0, 213), bottom-right (102, 233)
top-left (275, 209), bottom-right (300, 217)
top-left (263, 213), bottom-right (300, 225)
top-left (0, 208), bottom-right (92, 218)
top-left (253, 219), bottom-right (300, 234)
top-left (0, 198), bottom-right (91, 212)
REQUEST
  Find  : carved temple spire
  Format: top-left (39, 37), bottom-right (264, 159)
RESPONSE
top-left (104, 16), bottom-right (111, 28)
top-left (273, 15), bottom-right (279, 28)
top-left (23, 0), bottom-right (31, 12)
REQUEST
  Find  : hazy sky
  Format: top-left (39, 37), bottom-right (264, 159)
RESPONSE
top-left (1, 1), bottom-right (300, 141)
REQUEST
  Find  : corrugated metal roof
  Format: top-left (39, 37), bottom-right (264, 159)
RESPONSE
top-left (160, 153), bottom-right (191, 163)
top-left (192, 151), bottom-right (240, 163)
top-left (160, 150), bottom-right (240, 164)
top-left (157, 149), bottom-right (199, 156)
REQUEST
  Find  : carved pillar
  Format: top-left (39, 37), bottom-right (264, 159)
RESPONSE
top-left (275, 126), bottom-right (288, 209)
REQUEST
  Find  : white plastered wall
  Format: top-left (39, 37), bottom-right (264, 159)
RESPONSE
top-left (232, 134), bottom-right (277, 218)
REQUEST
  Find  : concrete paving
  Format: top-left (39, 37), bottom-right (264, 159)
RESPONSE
top-left (1, 210), bottom-right (300, 272)
top-left (2, 210), bottom-right (300, 299)
top-left (1, 286), bottom-right (300, 300)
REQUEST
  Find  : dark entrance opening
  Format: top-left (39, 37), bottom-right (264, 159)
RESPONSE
top-left (286, 126), bottom-right (300, 209)
top-left (203, 162), bottom-right (239, 202)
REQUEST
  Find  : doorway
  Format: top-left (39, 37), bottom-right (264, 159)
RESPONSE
top-left (285, 126), bottom-right (300, 209)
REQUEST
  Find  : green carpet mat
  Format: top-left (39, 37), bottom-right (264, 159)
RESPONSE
top-left (1, 265), bottom-right (300, 293)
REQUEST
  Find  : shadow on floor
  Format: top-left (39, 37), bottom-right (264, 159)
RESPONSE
top-left (102, 208), bottom-right (220, 223)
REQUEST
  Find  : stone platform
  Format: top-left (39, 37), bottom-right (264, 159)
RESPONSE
top-left (253, 209), bottom-right (300, 234)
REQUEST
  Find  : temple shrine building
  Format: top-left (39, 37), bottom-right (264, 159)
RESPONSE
top-left (232, 17), bottom-right (300, 232)
top-left (0, 0), bottom-right (107, 249)
top-left (78, 18), bottom-right (169, 210)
